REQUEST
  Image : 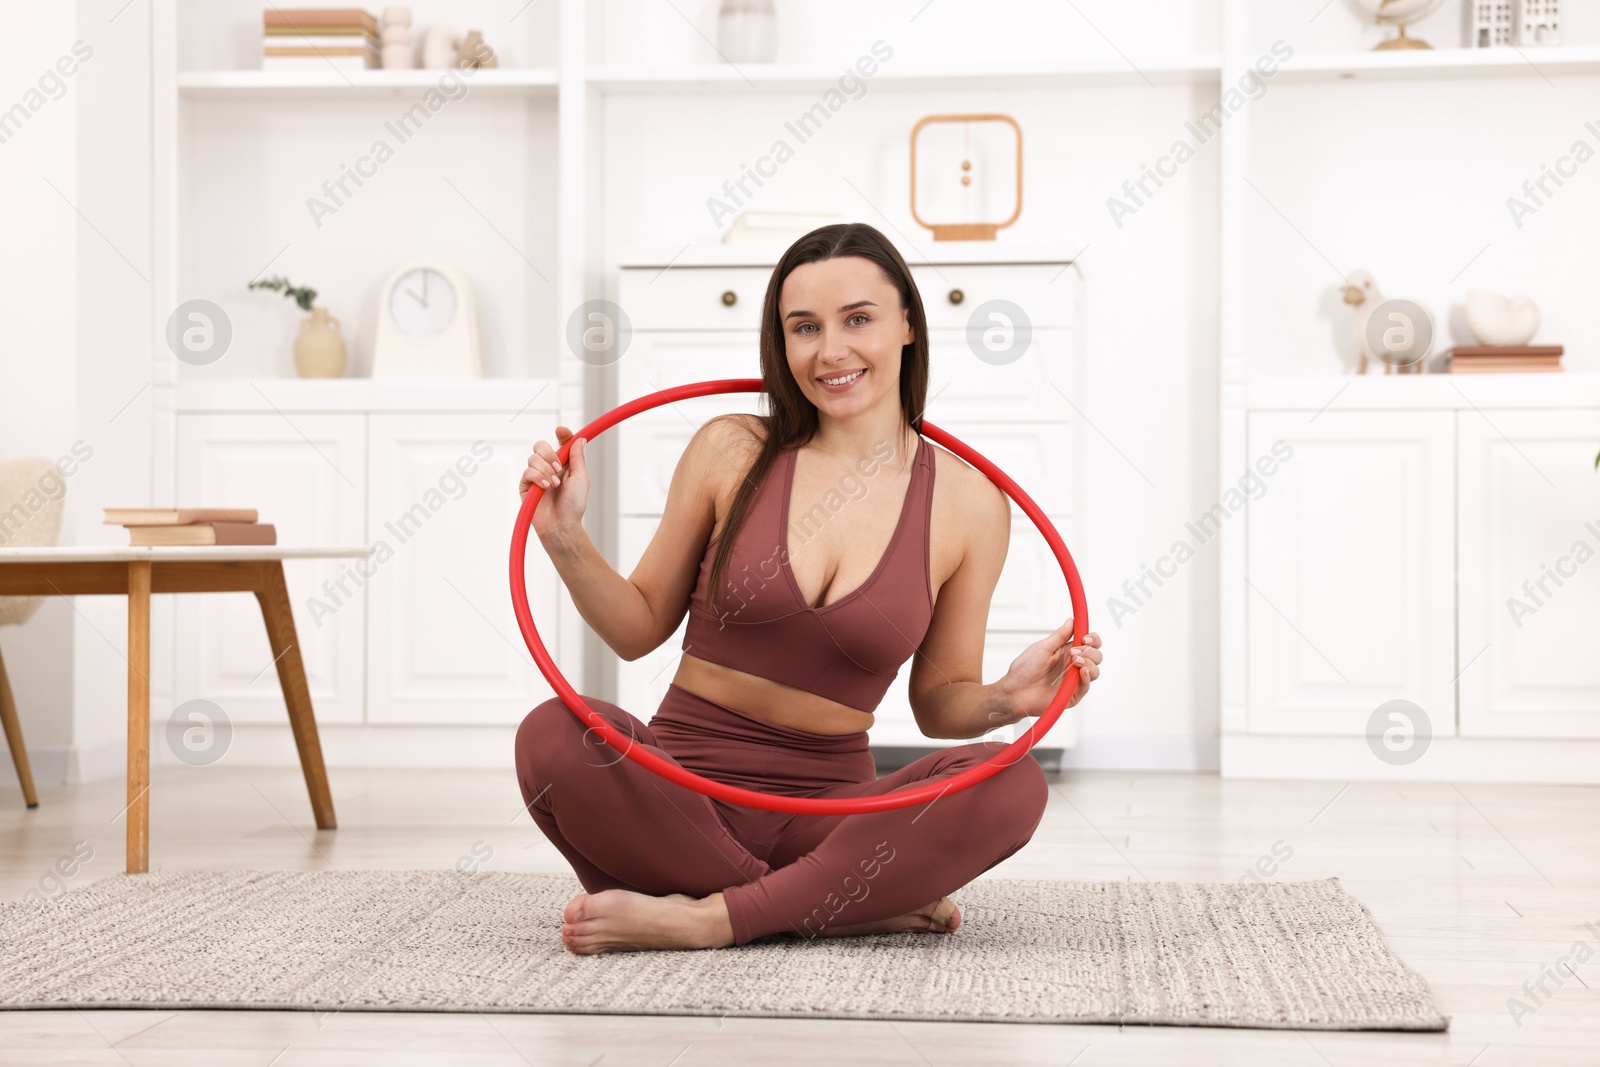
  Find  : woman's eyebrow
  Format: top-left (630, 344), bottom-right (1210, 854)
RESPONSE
top-left (783, 300), bottom-right (878, 321)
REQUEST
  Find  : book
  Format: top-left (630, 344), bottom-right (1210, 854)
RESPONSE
top-left (1446, 344), bottom-right (1564, 374)
top-left (262, 53), bottom-right (380, 70)
top-left (128, 522), bottom-right (278, 547)
top-left (1446, 345), bottom-right (1564, 359)
top-left (263, 45), bottom-right (380, 58)
top-left (104, 507), bottom-right (259, 526)
top-left (264, 9), bottom-right (378, 32)
top-left (263, 25), bottom-right (376, 36)
top-left (1449, 362), bottom-right (1562, 373)
top-left (265, 34), bottom-right (379, 49)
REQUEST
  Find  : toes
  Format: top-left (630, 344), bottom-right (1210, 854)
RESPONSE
top-left (563, 893), bottom-right (589, 923)
top-left (561, 925), bottom-right (599, 955)
top-left (929, 896), bottom-right (960, 932)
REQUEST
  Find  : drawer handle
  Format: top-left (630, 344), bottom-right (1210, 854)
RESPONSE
top-left (948, 288), bottom-right (964, 305)
top-left (721, 290), bottom-right (737, 307)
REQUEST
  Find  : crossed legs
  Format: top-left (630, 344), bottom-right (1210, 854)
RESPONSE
top-left (514, 695), bottom-right (1049, 951)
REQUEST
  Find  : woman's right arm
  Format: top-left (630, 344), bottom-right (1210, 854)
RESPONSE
top-left (521, 414), bottom-right (756, 662)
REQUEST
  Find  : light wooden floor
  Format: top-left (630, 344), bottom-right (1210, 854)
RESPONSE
top-left (1, 765), bottom-right (1596, 1065)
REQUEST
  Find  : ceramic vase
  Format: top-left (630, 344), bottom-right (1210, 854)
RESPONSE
top-left (717, 0), bottom-right (776, 63)
top-left (295, 307), bottom-right (346, 378)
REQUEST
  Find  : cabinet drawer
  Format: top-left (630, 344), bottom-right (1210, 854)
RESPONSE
top-left (911, 263), bottom-right (1075, 330)
top-left (618, 268), bottom-right (772, 331)
top-left (617, 262), bottom-right (1075, 334)
top-left (922, 327), bottom-right (1072, 422)
top-left (613, 331), bottom-right (763, 400)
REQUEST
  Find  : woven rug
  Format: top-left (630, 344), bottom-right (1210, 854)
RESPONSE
top-left (0, 870), bottom-right (1447, 1029)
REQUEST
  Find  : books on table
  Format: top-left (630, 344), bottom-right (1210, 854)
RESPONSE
top-left (103, 508), bottom-right (277, 547)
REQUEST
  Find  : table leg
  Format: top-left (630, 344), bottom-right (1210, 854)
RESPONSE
top-left (255, 561), bottom-right (337, 830)
top-left (127, 560), bottom-right (151, 874)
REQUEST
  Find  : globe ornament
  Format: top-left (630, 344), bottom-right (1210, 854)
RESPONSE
top-left (1352, 0), bottom-right (1447, 50)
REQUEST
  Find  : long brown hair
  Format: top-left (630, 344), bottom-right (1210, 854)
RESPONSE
top-left (705, 222), bottom-right (931, 611)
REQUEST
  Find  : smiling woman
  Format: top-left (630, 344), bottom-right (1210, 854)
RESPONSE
top-left (510, 221), bottom-right (1103, 955)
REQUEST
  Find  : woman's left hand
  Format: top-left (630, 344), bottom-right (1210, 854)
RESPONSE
top-left (998, 620), bottom-right (1102, 721)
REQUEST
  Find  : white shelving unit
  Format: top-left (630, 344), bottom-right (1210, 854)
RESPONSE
top-left (139, 0), bottom-right (1599, 774)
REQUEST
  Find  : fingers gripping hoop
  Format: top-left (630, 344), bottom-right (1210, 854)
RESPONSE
top-left (510, 379), bottom-right (1089, 815)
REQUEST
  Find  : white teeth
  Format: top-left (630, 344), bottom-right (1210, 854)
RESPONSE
top-left (821, 369), bottom-right (864, 386)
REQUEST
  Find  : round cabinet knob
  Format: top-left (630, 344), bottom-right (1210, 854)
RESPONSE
top-left (721, 290), bottom-right (737, 307)
top-left (947, 288), bottom-right (964, 305)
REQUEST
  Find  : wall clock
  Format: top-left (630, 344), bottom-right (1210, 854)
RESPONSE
top-left (372, 261), bottom-right (483, 377)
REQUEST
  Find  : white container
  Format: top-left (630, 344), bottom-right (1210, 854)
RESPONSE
top-left (717, 0), bottom-right (776, 64)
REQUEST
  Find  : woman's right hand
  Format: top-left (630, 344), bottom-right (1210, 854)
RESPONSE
top-left (520, 425), bottom-right (589, 540)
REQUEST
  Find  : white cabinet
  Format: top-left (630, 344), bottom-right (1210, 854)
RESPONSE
top-left (1245, 411), bottom-right (1456, 735)
top-left (1458, 408), bottom-right (1600, 739)
top-left (175, 414), bottom-right (366, 725)
top-left (1231, 381), bottom-right (1600, 781)
top-left (612, 257), bottom-right (1081, 752)
top-left (365, 415), bottom-right (559, 725)
top-left (173, 384), bottom-right (563, 736)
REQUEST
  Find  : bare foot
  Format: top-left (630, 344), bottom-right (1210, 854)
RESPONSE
top-left (806, 896), bottom-right (962, 939)
top-left (560, 889), bottom-right (735, 954)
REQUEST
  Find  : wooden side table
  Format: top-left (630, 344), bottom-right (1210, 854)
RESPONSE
top-left (0, 546), bottom-right (371, 873)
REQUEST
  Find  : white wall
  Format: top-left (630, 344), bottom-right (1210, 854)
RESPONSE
top-left (0, 4), bottom-right (83, 767)
top-left (0, 1), bottom-right (159, 789)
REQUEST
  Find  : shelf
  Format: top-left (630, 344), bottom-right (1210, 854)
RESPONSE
top-left (586, 56), bottom-right (1223, 94)
top-left (177, 68), bottom-right (559, 98)
top-left (174, 377), bottom-right (563, 413)
top-left (1247, 371), bottom-right (1600, 411)
top-left (1274, 45), bottom-right (1600, 82)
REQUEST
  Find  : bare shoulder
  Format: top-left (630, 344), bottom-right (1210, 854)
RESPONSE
top-left (684, 413), bottom-right (766, 506)
top-left (698, 413), bottom-right (766, 470)
top-left (927, 440), bottom-right (1009, 543)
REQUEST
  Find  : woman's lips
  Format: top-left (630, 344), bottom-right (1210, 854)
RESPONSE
top-left (817, 367), bottom-right (867, 392)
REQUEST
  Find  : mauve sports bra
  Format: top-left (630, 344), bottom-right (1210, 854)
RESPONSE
top-left (681, 435), bottom-right (937, 713)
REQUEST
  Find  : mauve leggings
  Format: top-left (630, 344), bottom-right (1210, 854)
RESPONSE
top-left (513, 682), bottom-right (1049, 945)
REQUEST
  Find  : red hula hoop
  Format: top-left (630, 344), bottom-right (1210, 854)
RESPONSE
top-left (509, 379), bottom-right (1089, 815)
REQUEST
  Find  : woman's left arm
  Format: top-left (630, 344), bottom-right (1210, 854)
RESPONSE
top-left (908, 467), bottom-right (1103, 739)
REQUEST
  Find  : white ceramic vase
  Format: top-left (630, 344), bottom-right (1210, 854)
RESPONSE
top-left (1465, 290), bottom-right (1540, 346)
top-left (717, 0), bottom-right (776, 63)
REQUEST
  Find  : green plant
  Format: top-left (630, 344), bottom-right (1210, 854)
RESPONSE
top-left (248, 274), bottom-right (318, 312)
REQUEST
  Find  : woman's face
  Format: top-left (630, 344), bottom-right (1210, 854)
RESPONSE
top-left (779, 256), bottom-right (913, 421)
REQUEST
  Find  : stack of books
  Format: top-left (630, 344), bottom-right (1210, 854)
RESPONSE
top-left (263, 8), bottom-right (379, 71)
top-left (104, 508), bottom-right (277, 547)
top-left (1447, 345), bottom-right (1564, 374)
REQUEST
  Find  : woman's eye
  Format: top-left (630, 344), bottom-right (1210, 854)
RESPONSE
top-left (848, 313), bottom-right (869, 326)
top-left (796, 322), bottom-right (816, 335)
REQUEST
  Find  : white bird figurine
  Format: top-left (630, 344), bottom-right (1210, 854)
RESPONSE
top-left (1465, 290), bottom-right (1540, 347)
top-left (1343, 269), bottom-right (1383, 374)
top-left (1343, 268), bottom-right (1428, 374)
